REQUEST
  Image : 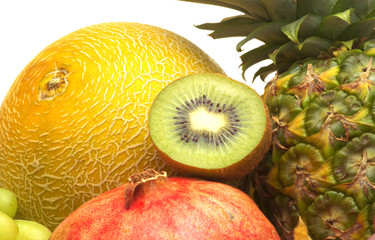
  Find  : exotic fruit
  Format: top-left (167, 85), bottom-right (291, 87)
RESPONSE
top-left (182, 0), bottom-right (375, 239)
top-left (0, 22), bottom-right (224, 230)
top-left (148, 73), bottom-right (271, 180)
top-left (51, 169), bottom-right (281, 240)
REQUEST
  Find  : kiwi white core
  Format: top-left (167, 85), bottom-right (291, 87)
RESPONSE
top-left (190, 107), bottom-right (227, 132)
top-left (149, 73), bottom-right (267, 170)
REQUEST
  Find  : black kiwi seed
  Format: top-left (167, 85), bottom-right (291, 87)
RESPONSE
top-left (148, 73), bottom-right (272, 180)
top-left (173, 95), bottom-right (241, 145)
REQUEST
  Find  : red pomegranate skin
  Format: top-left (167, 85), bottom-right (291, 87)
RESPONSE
top-left (51, 174), bottom-right (280, 240)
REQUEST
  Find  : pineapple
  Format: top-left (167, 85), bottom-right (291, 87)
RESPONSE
top-left (181, 0), bottom-right (375, 239)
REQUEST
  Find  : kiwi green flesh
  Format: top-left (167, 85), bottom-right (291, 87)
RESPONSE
top-left (149, 73), bottom-right (268, 170)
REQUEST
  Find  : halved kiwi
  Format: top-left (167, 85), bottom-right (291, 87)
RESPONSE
top-left (148, 73), bottom-right (272, 180)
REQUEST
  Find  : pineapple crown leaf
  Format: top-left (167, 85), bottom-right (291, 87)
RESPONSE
top-left (236, 20), bottom-right (289, 51)
top-left (361, 38), bottom-right (375, 51)
top-left (297, 0), bottom-right (338, 17)
top-left (258, 0), bottom-right (297, 21)
top-left (240, 44), bottom-right (279, 74)
top-left (182, 0), bottom-right (375, 80)
top-left (331, 8), bottom-right (352, 24)
top-left (346, 0), bottom-right (375, 19)
top-left (316, 9), bottom-right (352, 40)
top-left (340, 39), bottom-right (355, 49)
top-left (179, 0), bottom-right (249, 14)
top-left (298, 37), bottom-right (333, 56)
top-left (252, 64), bottom-right (276, 82)
top-left (269, 42), bottom-right (297, 64)
top-left (338, 18), bottom-right (375, 40)
top-left (281, 14), bottom-right (309, 44)
top-left (180, 0), bottom-right (270, 20)
top-left (195, 16), bottom-right (265, 39)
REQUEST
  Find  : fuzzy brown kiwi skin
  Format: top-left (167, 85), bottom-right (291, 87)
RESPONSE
top-left (153, 96), bottom-right (272, 181)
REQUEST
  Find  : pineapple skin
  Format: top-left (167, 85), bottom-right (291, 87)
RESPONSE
top-left (178, 0), bottom-right (375, 238)
top-left (254, 49), bottom-right (375, 240)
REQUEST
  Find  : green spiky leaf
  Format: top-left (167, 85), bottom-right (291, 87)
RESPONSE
top-left (258, 0), bottom-right (297, 21)
top-left (281, 14), bottom-right (323, 44)
top-left (180, 0), bottom-right (247, 13)
top-left (297, 0), bottom-right (339, 18)
top-left (339, 18), bottom-right (375, 40)
top-left (331, 0), bottom-right (351, 14)
top-left (317, 9), bottom-right (352, 40)
top-left (180, 0), bottom-right (270, 20)
top-left (298, 36), bottom-right (333, 57)
top-left (361, 39), bottom-right (375, 51)
top-left (196, 16), bottom-right (266, 38)
top-left (232, 0), bottom-right (269, 20)
top-left (182, 0), bottom-right (375, 81)
top-left (333, 8), bottom-right (352, 23)
top-left (216, 0), bottom-right (270, 20)
top-left (338, 39), bottom-right (355, 49)
top-left (253, 64), bottom-right (276, 82)
top-left (240, 44), bottom-right (279, 80)
top-left (237, 20), bottom-right (289, 51)
top-left (347, 0), bottom-right (375, 19)
top-left (367, 8), bottom-right (375, 18)
top-left (281, 15), bottom-right (309, 44)
top-left (269, 42), bottom-right (301, 65)
top-left (240, 44), bottom-right (279, 70)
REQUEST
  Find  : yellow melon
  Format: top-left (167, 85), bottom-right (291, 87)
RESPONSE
top-left (0, 22), bottom-right (225, 230)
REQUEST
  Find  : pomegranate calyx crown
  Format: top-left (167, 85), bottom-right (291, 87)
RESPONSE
top-left (124, 169), bottom-right (168, 209)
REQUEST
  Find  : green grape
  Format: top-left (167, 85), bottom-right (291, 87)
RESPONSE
top-left (15, 220), bottom-right (51, 240)
top-left (0, 188), bottom-right (18, 218)
top-left (0, 211), bottom-right (19, 240)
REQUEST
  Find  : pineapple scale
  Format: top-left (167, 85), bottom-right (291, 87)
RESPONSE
top-left (255, 49), bottom-right (375, 240)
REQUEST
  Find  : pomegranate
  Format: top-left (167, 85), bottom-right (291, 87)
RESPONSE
top-left (51, 169), bottom-right (280, 239)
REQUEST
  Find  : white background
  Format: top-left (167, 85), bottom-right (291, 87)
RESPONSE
top-left (0, 0), bottom-right (272, 103)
